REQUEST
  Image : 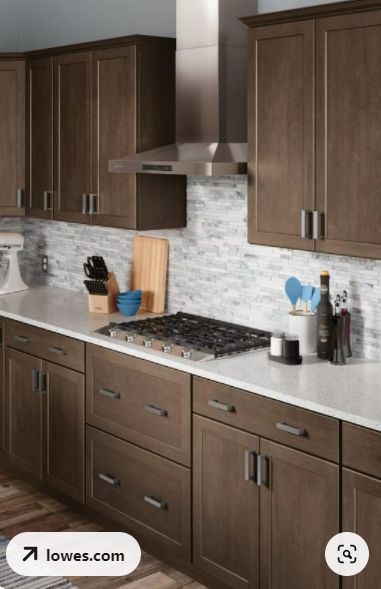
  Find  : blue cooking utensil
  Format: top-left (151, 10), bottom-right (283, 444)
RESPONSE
top-left (301, 285), bottom-right (314, 315)
top-left (310, 287), bottom-right (321, 313)
top-left (285, 277), bottom-right (302, 314)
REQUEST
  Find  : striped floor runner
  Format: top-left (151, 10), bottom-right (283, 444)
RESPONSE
top-left (0, 536), bottom-right (76, 589)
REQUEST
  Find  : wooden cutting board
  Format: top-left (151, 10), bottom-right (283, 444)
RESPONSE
top-left (130, 236), bottom-right (169, 313)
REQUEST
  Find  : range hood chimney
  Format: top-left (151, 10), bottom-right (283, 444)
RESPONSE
top-left (110, 0), bottom-right (256, 176)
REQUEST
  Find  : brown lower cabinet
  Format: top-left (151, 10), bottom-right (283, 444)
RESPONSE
top-left (193, 415), bottom-right (339, 589)
top-left (86, 426), bottom-right (191, 560)
top-left (342, 469), bottom-right (381, 589)
top-left (5, 347), bottom-right (85, 502)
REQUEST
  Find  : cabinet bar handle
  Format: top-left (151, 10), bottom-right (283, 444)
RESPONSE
top-left (208, 399), bottom-right (235, 413)
top-left (38, 372), bottom-right (47, 395)
top-left (257, 454), bottom-right (269, 487)
top-left (14, 335), bottom-right (31, 344)
top-left (244, 450), bottom-right (257, 482)
top-left (144, 495), bottom-right (168, 510)
top-left (16, 188), bottom-right (24, 208)
top-left (89, 194), bottom-right (98, 215)
top-left (276, 422), bottom-right (307, 437)
top-left (32, 369), bottom-right (39, 393)
top-left (144, 404), bottom-right (168, 417)
top-left (301, 209), bottom-right (313, 239)
top-left (43, 191), bottom-right (53, 211)
top-left (99, 388), bottom-right (120, 400)
top-left (313, 211), bottom-right (325, 240)
top-left (98, 473), bottom-right (120, 486)
top-left (48, 346), bottom-right (67, 356)
top-left (82, 193), bottom-right (90, 215)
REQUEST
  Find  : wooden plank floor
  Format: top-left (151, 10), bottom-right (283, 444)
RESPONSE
top-left (0, 468), bottom-right (208, 589)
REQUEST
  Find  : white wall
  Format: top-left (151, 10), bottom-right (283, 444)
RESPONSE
top-left (0, 0), bottom-right (22, 52)
top-left (21, 0), bottom-right (176, 51)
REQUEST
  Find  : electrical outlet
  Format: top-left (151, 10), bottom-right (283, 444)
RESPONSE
top-left (42, 255), bottom-right (49, 274)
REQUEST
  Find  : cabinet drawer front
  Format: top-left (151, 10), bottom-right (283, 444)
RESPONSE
top-left (193, 377), bottom-right (339, 462)
top-left (86, 344), bottom-right (191, 466)
top-left (5, 319), bottom-right (84, 372)
top-left (86, 426), bottom-right (190, 559)
top-left (343, 423), bottom-right (381, 479)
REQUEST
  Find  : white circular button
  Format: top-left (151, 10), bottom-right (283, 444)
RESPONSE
top-left (325, 532), bottom-right (369, 576)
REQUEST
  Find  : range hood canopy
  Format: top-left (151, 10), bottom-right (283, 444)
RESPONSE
top-left (110, 0), bottom-right (257, 176)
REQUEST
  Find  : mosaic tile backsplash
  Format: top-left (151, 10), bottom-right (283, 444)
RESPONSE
top-left (1, 176), bottom-right (380, 359)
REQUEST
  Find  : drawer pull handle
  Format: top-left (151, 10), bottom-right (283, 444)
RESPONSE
top-left (48, 346), bottom-right (67, 356)
top-left (144, 404), bottom-right (168, 417)
top-left (98, 473), bottom-right (120, 486)
top-left (257, 454), bottom-right (269, 488)
top-left (208, 399), bottom-right (235, 413)
top-left (99, 388), bottom-right (121, 400)
top-left (276, 422), bottom-right (307, 437)
top-left (14, 335), bottom-right (31, 344)
top-left (144, 495), bottom-right (168, 510)
top-left (244, 450), bottom-right (257, 482)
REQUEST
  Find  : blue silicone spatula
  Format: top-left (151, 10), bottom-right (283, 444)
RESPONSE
top-left (310, 287), bottom-right (321, 313)
top-left (285, 277), bottom-right (302, 314)
top-left (301, 285), bottom-right (314, 315)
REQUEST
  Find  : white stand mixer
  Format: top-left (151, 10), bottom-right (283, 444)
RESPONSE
top-left (0, 233), bottom-right (29, 295)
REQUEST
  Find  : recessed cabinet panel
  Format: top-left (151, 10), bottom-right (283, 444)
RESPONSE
top-left (26, 58), bottom-right (54, 219)
top-left (54, 52), bottom-right (92, 224)
top-left (248, 21), bottom-right (314, 250)
top-left (0, 60), bottom-right (25, 216)
top-left (316, 11), bottom-right (381, 258)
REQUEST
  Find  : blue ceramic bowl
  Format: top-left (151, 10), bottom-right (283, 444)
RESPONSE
top-left (118, 290), bottom-right (143, 301)
top-left (117, 300), bottom-right (141, 316)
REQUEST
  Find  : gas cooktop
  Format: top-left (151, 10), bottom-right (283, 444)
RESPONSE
top-left (96, 312), bottom-right (271, 362)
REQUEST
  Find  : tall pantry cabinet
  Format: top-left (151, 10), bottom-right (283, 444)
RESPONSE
top-left (243, 1), bottom-right (381, 260)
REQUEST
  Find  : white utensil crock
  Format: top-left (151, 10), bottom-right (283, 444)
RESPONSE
top-left (288, 312), bottom-right (317, 354)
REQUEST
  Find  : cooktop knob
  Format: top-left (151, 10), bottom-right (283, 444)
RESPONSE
top-left (143, 338), bottom-right (154, 348)
top-left (162, 344), bottom-right (173, 354)
top-left (181, 349), bottom-right (193, 359)
top-left (126, 333), bottom-right (136, 343)
top-left (109, 328), bottom-right (119, 338)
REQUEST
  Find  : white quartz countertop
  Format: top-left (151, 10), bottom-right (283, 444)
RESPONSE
top-left (0, 286), bottom-right (380, 432)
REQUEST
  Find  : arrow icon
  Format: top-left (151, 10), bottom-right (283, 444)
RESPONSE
top-left (23, 546), bottom-right (38, 562)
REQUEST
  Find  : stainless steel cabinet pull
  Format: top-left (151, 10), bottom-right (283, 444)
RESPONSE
top-left (244, 450), bottom-right (257, 482)
top-left (14, 335), bottom-right (31, 344)
top-left (89, 194), bottom-right (98, 215)
top-left (48, 346), bottom-right (67, 356)
top-left (98, 473), bottom-right (120, 486)
top-left (144, 495), bottom-right (168, 510)
top-left (301, 209), bottom-right (313, 239)
top-left (16, 188), bottom-right (24, 208)
top-left (208, 399), bottom-right (235, 412)
top-left (32, 369), bottom-right (39, 393)
top-left (144, 404), bottom-right (168, 417)
top-left (82, 193), bottom-right (90, 215)
top-left (276, 422), bottom-right (307, 437)
top-left (313, 211), bottom-right (325, 240)
top-left (38, 372), bottom-right (47, 395)
top-left (257, 454), bottom-right (269, 487)
top-left (43, 191), bottom-right (53, 211)
top-left (99, 388), bottom-right (120, 400)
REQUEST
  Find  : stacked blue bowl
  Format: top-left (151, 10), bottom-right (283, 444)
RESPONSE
top-left (117, 290), bottom-right (142, 316)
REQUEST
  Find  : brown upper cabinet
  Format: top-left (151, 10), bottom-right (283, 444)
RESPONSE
top-left (0, 58), bottom-right (25, 216)
top-left (244, 1), bottom-right (381, 259)
top-left (26, 36), bottom-right (186, 229)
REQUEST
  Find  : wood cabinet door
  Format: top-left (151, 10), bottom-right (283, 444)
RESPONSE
top-left (342, 468), bottom-right (381, 588)
top-left (248, 21), bottom-right (315, 250)
top-left (259, 440), bottom-right (339, 589)
top-left (193, 415), bottom-right (260, 589)
top-left (5, 348), bottom-right (42, 479)
top-left (316, 10), bottom-right (381, 259)
top-left (42, 361), bottom-right (85, 503)
top-left (53, 52), bottom-right (92, 224)
top-left (0, 321), bottom-right (3, 453)
top-left (0, 60), bottom-right (25, 216)
top-left (26, 58), bottom-right (54, 219)
top-left (92, 45), bottom-right (138, 229)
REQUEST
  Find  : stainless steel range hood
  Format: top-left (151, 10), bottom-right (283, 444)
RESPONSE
top-left (110, 0), bottom-right (256, 176)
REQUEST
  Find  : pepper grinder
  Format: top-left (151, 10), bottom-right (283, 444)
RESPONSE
top-left (341, 290), bottom-right (352, 358)
top-left (330, 295), bottom-right (346, 365)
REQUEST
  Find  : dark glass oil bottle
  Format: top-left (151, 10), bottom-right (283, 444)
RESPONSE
top-left (317, 271), bottom-right (333, 360)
